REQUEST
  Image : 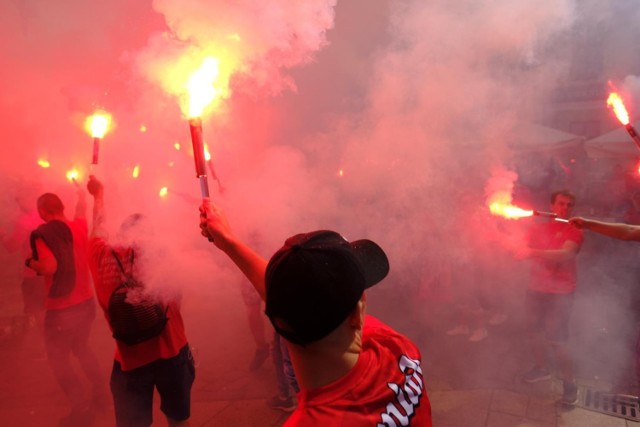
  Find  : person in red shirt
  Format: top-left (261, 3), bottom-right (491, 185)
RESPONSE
top-left (518, 190), bottom-right (583, 405)
top-left (25, 189), bottom-right (106, 424)
top-left (86, 176), bottom-right (194, 427)
top-left (199, 199), bottom-right (432, 426)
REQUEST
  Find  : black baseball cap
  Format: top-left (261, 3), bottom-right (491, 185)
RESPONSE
top-left (264, 230), bottom-right (389, 345)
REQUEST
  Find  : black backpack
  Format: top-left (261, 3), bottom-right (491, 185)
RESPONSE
top-left (108, 250), bottom-right (169, 346)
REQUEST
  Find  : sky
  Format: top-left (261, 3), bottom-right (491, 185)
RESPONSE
top-left (2, 0), bottom-right (640, 419)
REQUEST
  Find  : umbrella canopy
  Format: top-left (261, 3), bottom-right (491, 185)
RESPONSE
top-left (507, 122), bottom-right (584, 152)
top-left (584, 121), bottom-right (640, 158)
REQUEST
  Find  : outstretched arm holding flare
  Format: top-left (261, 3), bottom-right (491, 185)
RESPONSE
top-left (569, 217), bottom-right (640, 241)
top-left (199, 199), bottom-right (267, 300)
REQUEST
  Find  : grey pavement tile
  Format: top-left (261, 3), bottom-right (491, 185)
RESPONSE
top-left (199, 399), bottom-right (289, 427)
top-left (430, 389), bottom-right (492, 427)
top-left (491, 389), bottom-right (530, 417)
top-left (526, 396), bottom-right (558, 424)
top-left (487, 410), bottom-right (555, 427)
top-left (558, 406), bottom-right (628, 427)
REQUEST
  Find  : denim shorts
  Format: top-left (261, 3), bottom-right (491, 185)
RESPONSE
top-left (110, 344), bottom-right (195, 427)
top-left (525, 290), bottom-right (574, 343)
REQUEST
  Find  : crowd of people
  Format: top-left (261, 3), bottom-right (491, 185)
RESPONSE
top-left (5, 169), bottom-right (640, 426)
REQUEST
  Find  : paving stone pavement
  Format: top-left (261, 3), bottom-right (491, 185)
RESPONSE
top-left (2, 238), bottom-right (640, 426)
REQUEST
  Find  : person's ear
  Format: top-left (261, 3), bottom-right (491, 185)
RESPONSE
top-left (348, 296), bottom-right (367, 330)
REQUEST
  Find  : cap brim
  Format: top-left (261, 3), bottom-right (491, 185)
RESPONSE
top-left (349, 239), bottom-right (389, 288)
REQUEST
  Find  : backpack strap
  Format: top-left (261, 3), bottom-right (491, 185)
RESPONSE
top-left (112, 249), bottom-right (135, 282)
top-left (110, 249), bottom-right (170, 318)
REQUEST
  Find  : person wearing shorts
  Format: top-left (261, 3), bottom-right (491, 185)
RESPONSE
top-left (110, 344), bottom-right (195, 425)
top-left (87, 176), bottom-right (194, 427)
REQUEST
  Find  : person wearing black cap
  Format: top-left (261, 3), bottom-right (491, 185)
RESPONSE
top-left (199, 200), bottom-right (432, 426)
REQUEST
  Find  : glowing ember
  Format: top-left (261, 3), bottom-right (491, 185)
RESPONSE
top-left (607, 92), bottom-right (630, 125)
top-left (37, 159), bottom-right (50, 168)
top-left (186, 57), bottom-right (220, 118)
top-left (204, 144), bottom-right (211, 162)
top-left (174, 142), bottom-right (181, 150)
top-left (85, 111), bottom-right (112, 138)
top-left (338, 169), bottom-right (344, 177)
top-left (140, 125), bottom-right (147, 133)
top-left (132, 165), bottom-right (140, 178)
top-left (159, 187), bottom-right (168, 198)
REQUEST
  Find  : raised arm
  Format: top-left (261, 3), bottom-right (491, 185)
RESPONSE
top-left (74, 185), bottom-right (87, 220)
top-left (570, 217), bottom-right (640, 242)
top-left (199, 200), bottom-right (267, 300)
top-left (87, 176), bottom-right (107, 238)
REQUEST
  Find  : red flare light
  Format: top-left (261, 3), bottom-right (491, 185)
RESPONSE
top-left (607, 92), bottom-right (630, 125)
top-left (607, 91), bottom-right (640, 151)
top-left (85, 111), bottom-right (112, 165)
top-left (489, 202), bottom-right (533, 219)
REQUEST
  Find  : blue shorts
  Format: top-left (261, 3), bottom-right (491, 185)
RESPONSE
top-left (110, 344), bottom-right (195, 427)
top-left (525, 290), bottom-right (574, 343)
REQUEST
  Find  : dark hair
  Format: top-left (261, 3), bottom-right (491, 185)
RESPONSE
top-left (550, 190), bottom-right (576, 204)
top-left (37, 193), bottom-right (64, 216)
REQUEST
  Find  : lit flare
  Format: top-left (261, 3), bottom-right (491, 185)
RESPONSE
top-left (606, 91), bottom-right (640, 151)
top-left (186, 57), bottom-right (220, 119)
top-left (66, 169), bottom-right (80, 187)
top-left (85, 111), bottom-right (112, 138)
top-left (85, 110), bottom-right (112, 165)
top-left (489, 202), bottom-right (533, 219)
top-left (607, 92), bottom-right (630, 125)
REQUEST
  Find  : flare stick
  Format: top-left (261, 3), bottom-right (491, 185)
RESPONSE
top-left (533, 210), bottom-right (569, 223)
top-left (624, 123), bottom-right (640, 151)
top-left (189, 118), bottom-right (210, 198)
top-left (92, 137), bottom-right (100, 165)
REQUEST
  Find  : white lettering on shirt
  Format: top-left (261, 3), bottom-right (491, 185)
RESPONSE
top-left (377, 355), bottom-right (424, 427)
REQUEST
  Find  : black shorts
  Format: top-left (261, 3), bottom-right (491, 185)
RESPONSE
top-left (525, 290), bottom-right (574, 343)
top-left (110, 344), bottom-right (195, 427)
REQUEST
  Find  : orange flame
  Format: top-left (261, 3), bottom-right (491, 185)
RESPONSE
top-left (607, 92), bottom-right (630, 125)
top-left (132, 165), bottom-right (140, 178)
top-left (174, 142), bottom-right (181, 151)
top-left (85, 111), bottom-right (112, 138)
top-left (186, 57), bottom-right (221, 118)
top-left (204, 144), bottom-right (211, 162)
top-left (489, 202), bottom-right (533, 219)
top-left (37, 159), bottom-right (51, 168)
top-left (487, 191), bottom-right (533, 219)
top-left (159, 187), bottom-right (168, 198)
